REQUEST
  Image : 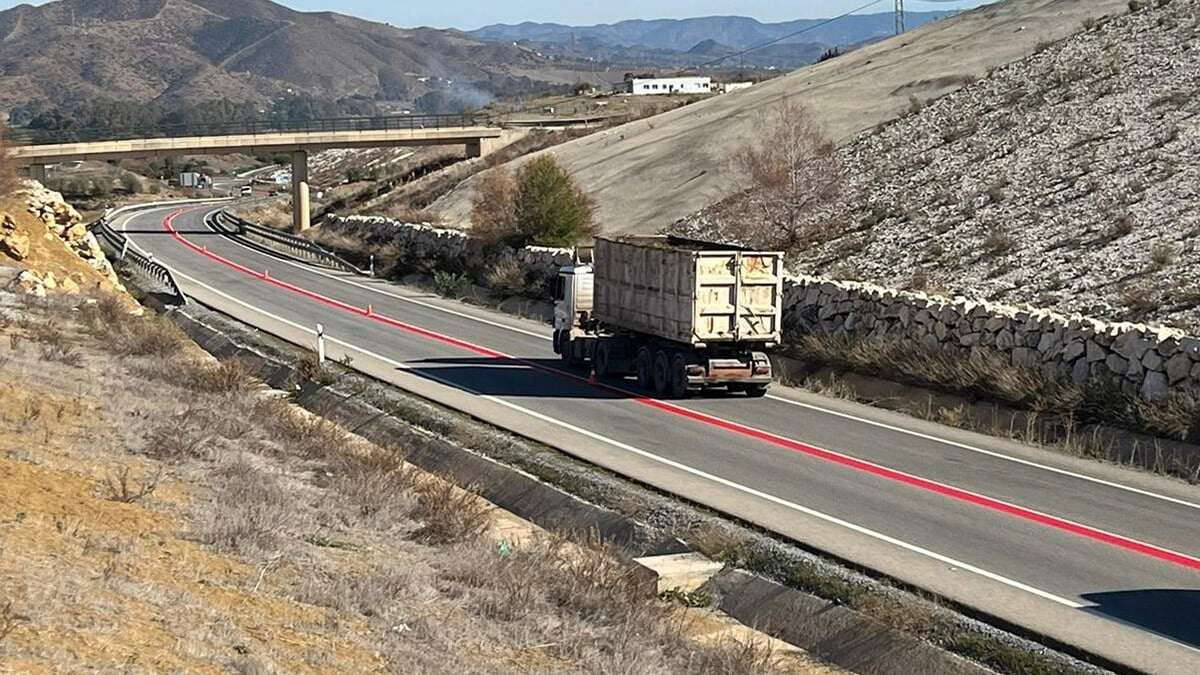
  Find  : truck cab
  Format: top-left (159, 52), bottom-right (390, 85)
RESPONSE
top-left (552, 263), bottom-right (593, 361)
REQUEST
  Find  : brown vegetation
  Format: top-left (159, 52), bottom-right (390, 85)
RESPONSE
top-left (0, 294), bottom-right (828, 673)
top-left (722, 102), bottom-right (843, 252)
top-left (471, 154), bottom-right (596, 248)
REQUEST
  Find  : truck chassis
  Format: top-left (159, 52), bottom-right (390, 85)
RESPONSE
top-left (554, 327), bottom-right (772, 399)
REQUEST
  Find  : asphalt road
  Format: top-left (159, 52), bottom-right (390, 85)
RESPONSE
top-left (118, 202), bottom-right (1200, 674)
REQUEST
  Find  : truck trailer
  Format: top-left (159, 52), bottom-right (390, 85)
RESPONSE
top-left (553, 235), bottom-right (783, 398)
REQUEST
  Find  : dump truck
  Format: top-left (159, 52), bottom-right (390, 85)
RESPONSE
top-left (553, 235), bottom-right (783, 398)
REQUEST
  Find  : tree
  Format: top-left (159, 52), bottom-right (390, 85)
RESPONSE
top-left (729, 101), bottom-right (843, 252)
top-left (470, 156), bottom-right (595, 248)
top-left (471, 169), bottom-right (519, 245)
top-left (514, 156), bottom-right (595, 247)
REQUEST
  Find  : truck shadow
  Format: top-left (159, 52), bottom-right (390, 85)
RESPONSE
top-left (1080, 589), bottom-right (1200, 649)
top-left (399, 357), bottom-right (739, 401)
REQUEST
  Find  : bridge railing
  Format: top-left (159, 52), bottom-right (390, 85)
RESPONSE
top-left (90, 217), bottom-right (188, 304)
top-left (210, 211), bottom-right (368, 276)
top-left (8, 114), bottom-right (483, 146)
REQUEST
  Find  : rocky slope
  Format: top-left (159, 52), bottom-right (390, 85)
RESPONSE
top-left (686, 0), bottom-right (1200, 334)
top-left (0, 181), bottom-right (123, 296)
top-left (430, 0), bottom-right (1130, 232)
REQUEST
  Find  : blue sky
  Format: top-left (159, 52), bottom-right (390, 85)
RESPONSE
top-left (0, 0), bottom-right (993, 30)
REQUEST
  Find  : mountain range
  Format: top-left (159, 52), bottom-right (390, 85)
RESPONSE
top-left (0, 0), bottom-right (594, 115)
top-left (470, 12), bottom-right (958, 60)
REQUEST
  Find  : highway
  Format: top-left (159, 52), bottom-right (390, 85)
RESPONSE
top-left (117, 202), bottom-right (1200, 674)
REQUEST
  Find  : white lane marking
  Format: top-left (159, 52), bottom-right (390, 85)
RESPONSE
top-left (189, 207), bottom-right (1200, 514)
top-left (168, 266), bottom-right (1086, 610)
top-left (763, 394), bottom-right (1200, 512)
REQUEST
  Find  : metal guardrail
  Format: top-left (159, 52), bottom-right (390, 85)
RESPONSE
top-left (10, 113), bottom-right (483, 146)
top-left (90, 218), bottom-right (188, 304)
top-left (210, 211), bottom-right (367, 276)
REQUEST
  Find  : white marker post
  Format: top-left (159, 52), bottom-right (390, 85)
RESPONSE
top-left (316, 323), bottom-right (326, 365)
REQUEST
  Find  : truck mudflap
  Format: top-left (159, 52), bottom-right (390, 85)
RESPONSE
top-left (687, 352), bottom-right (772, 387)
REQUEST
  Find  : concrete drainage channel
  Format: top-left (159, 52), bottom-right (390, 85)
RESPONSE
top-left (154, 297), bottom-right (1114, 675)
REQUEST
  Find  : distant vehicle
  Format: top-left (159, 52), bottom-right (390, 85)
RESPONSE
top-left (240, 185), bottom-right (253, 197)
top-left (554, 236), bottom-right (783, 398)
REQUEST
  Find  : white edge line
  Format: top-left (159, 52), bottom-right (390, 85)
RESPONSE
top-left (176, 203), bottom-right (1200, 514)
top-left (167, 264), bottom-right (1086, 610)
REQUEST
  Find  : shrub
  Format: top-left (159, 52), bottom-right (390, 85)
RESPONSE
top-left (484, 256), bottom-right (530, 296)
top-left (103, 466), bottom-right (161, 503)
top-left (513, 155), bottom-right (596, 247)
top-left (1150, 241), bottom-right (1178, 270)
top-left (411, 477), bottom-right (491, 544)
top-left (982, 226), bottom-right (1015, 256)
top-left (433, 270), bottom-right (471, 298)
top-left (470, 168), bottom-right (519, 246)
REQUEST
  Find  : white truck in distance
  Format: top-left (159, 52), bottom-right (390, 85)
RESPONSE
top-left (553, 236), bottom-right (783, 398)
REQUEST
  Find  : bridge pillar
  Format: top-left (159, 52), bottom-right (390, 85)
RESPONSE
top-left (291, 150), bottom-right (311, 233)
top-left (465, 137), bottom-right (498, 159)
top-left (28, 164), bottom-right (47, 183)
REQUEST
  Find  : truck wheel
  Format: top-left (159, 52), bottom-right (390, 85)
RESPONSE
top-left (594, 341), bottom-right (613, 378)
top-left (744, 384), bottom-right (769, 398)
top-left (653, 350), bottom-right (671, 396)
top-left (668, 353), bottom-right (690, 399)
top-left (636, 347), bottom-right (654, 390)
top-left (560, 336), bottom-right (579, 366)
top-left (552, 330), bottom-right (564, 355)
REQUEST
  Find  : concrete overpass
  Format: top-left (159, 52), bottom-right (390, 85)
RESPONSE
top-left (7, 115), bottom-right (503, 232)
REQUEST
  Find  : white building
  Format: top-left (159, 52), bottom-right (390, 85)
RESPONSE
top-left (721, 81), bottom-right (755, 94)
top-left (623, 76), bottom-right (712, 96)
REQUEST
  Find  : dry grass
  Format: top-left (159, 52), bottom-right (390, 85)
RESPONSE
top-left (788, 334), bottom-right (1200, 480)
top-left (102, 465), bottom-right (161, 504)
top-left (0, 293), bottom-right (842, 674)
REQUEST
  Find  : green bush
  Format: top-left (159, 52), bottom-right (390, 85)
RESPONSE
top-left (513, 156), bottom-right (596, 247)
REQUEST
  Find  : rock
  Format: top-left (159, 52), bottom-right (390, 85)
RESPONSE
top-left (59, 276), bottom-right (80, 294)
top-left (1063, 341), bottom-right (1086, 361)
top-left (41, 271), bottom-right (57, 291)
top-left (1071, 358), bottom-right (1091, 384)
top-left (1166, 353), bottom-right (1192, 384)
top-left (996, 329), bottom-right (1015, 349)
top-left (8, 270), bottom-right (46, 297)
top-left (0, 231), bottom-right (31, 260)
top-left (1141, 350), bottom-right (1164, 372)
top-left (1086, 340), bottom-right (1107, 362)
top-left (1112, 333), bottom-right (1152, 361)
top-left (1105, 353), bottom-right (1129, 376)
top-left (1141, 371), bottom-right (1169, 402)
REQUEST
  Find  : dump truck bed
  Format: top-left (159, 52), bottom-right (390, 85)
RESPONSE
top-left (592, 236), bottom-right (783, 346)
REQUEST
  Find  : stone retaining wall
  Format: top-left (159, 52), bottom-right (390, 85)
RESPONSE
top-left (323, 215), bottom-right (1200, 401)
top-left (323, 215), bottom-right (572, 284)
top-left (783, 276), bottom-right (1200, 400)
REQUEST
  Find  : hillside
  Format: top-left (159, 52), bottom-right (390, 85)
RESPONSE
top-left (431, 0), bottom-right (1132, 232)
top-left (471, 12), bottom-right (956, 53)
top-left (0, 0), bottom-right (593, 114)
top-left (685, 0), bottom-right (1200, 334)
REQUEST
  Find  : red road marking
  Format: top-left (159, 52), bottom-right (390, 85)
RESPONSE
top-left (162, 208), bottom-right (1200, 573)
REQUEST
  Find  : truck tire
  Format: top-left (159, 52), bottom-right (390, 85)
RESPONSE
top-left (743, 384), bottom-right (769, 398)
top-left (594, 341), bottom-right (613, 378)
top-left (636, 347), bottom-right (654, 390)
top-left (552, 330), bottom-right (564, 355)
top-left (668, 353), bottom-right (690, 399)
top-left (652, 350), bottom-right (671, 396)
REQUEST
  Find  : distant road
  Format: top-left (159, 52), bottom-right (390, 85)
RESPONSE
top-left (117, 202), bottom-right (1200, 675)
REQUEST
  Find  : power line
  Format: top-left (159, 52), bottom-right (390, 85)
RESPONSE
top-left (695, 0), bottom-right (888, 68)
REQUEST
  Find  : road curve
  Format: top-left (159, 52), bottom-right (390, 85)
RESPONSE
top-left (117, 202), bottom-right (1200, 674)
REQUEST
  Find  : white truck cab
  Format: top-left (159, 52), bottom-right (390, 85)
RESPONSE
top-left (552, 263), bottom-right (593, 358)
